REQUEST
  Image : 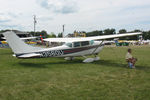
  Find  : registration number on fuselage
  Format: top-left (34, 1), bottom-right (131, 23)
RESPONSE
top-left (40, 50), bottom-right (64, 57)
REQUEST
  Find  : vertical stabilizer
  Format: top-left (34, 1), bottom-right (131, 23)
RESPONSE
top-left (2, 31), bottom-right (41, 54)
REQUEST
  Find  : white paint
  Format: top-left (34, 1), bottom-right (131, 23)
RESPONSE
top-left (83, 58), bottom-right (94, 63)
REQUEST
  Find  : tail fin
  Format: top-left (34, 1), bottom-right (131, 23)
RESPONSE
top-left (2, 31), bottom-right (41, 54)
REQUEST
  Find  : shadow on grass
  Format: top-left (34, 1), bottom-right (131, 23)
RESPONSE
top-left (93, 60), bottom-right (128, 68)
top-left (18, 59), bottom-right (83, 68)
top-left (18, 62), bottom-right (48, 68)
top-left (94, 60), bottom-right (150, 71)
top-left (18, 58), bottom-right (150, 71)
top-left (135, 65), bottom-right (150, 71)
top-left (0, 52), bottom-right (13, 55)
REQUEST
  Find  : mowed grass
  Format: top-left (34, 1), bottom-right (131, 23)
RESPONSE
top-left (0, 46), bottom-right (150, 100)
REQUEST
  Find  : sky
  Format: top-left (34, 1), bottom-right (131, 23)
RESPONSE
top-left (0, 0), bottom-right (150, 35)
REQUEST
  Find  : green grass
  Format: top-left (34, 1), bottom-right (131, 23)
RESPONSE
top-left (0, 46), bottom-right (150, 100)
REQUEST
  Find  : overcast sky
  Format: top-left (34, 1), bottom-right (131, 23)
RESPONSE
top-left (0, 0), bottom-right (150, 34)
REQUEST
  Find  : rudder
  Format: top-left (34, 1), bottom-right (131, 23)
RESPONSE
top-left (2, 31), bottom-right (41, 54)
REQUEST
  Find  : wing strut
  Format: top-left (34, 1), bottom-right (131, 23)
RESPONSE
top-left (92, 40), bottom-right (104, 55)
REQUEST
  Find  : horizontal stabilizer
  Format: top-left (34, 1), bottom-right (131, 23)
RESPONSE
top-left (2, 36), bottom-right (37, 40)
top-left (17, 53), bottom-right (42, 58)
top-left (2, 31), bottom-right (42, 54)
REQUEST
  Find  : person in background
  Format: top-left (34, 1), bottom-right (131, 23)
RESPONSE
top-left (126, 48), bottom-right (137, 68)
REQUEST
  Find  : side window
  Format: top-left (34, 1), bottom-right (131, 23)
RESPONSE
top-left (74, 42), bottom-right (80, 47)
top-left (81, 41), bottom-right (89, 46)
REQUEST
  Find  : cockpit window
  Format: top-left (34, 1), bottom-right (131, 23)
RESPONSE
top-left (90, 40), bottom-right (94, 45)
top-left (74, 42), bottom-right (80, 47)
top-left (81, 41), bottom-right (89, 46)
top-left (66, 43), bottom-right (72, 47)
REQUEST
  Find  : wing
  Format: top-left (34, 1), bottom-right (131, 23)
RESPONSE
top-left (2, 32), bottom-right (141, 42)
top-left (43, 38), bottom-right (86, 42)
top-left (43, 32), bottom-right (142, 42)
top-left (88, 32), bottom-right (142, 40)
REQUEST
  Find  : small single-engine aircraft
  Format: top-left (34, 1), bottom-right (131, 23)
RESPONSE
top-left (2, 31), bottom-right (142, 63)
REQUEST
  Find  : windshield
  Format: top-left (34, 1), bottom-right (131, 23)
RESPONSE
top-left (65, 43), bottom-right (72, 47)
top-left (90, 40), bottom-right (94, 45)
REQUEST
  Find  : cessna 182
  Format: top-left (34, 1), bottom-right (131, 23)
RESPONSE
top-left (2, 31), bottom-right (142, 63)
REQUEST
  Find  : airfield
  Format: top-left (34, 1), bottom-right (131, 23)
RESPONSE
top-left (0, 45), bottom-right (150, 100)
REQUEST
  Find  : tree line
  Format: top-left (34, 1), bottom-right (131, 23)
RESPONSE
top-left (47, 28), bottom-right (150, 40)
top-left (84, 29), bottom-right (150, 40)
top-left (0, 29), bottom-right (150, 40)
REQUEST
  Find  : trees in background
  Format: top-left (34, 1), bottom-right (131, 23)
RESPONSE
top-left (29, 30), bottom-right (48, 38)
top-left (86, 30), bottom-right (103, 37)
top-left (142, 31), bottom-right (150, 40)
top-left (103, 28), bottom-right (116, 35)
top-left (119, 29), bottom-right (127, 34)
top-left (48, 32), bottom-right (56, 38)
top-left (58, 33), bottom-right (63, 37)
top-left (0, 29), bottom-right (150, 40)
top-left (86, 28), bottom-right (116, 37)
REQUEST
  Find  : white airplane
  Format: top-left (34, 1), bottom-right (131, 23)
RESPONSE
top-left (2, 31), bottom-right (142, 63)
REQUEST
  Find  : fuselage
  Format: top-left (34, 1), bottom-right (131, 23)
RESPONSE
top-left (16, 40), bottom-right (104, 58)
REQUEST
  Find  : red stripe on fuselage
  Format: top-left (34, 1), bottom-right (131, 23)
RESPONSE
top-left (63, 45), bottom-right (99, 54)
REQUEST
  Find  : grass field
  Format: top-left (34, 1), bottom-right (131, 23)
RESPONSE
top-left (0, 46), bottom-right (150, 100)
